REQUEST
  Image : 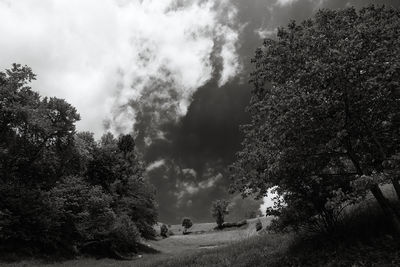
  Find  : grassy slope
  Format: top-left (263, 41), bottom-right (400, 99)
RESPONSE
top-left (141, 232), bottom-right (400, 267)
top-left (141, 233), bottom-right (292, 267)
top-left (12, 232), bottom-right (400, 267)
top-left (2, 217), bottom-right (271, 267)
top-left (5, 211), bottom-right (400, 267)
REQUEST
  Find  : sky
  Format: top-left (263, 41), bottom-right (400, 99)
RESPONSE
top-left (1, 0), bottom-right (399, 223)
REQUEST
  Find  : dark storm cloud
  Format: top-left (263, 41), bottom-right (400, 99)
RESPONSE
top-left (138, 0), bottom-right (400, 223)
top-left (140, 73), bottom-right (251, 223)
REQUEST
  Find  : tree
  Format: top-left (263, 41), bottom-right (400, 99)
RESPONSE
top-left (211, 200), bottom-right (230, 229)
top-left (0, 64), bottom-right (81, 254)
top-left (0, 64), bottom-right (80, 186)
top-left (230, 6), bottom-right (400, 235)
top-left (181, 217), bottom-right (193, 234)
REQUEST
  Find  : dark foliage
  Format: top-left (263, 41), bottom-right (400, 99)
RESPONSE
top-left (231, 6), bottom-right (400, 236)
top-left (181, 217), bottom-right (193, 234)
top-left (0, 64), bottom-right (158, 259)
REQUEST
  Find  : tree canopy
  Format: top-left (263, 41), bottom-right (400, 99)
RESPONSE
top-left (230, 6), bottom-right (400, 234)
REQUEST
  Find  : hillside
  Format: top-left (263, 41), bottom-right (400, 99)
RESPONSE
top-left (5, 213), bottom-right (400, 267)
top-left (3, 217), bottom-right (271, 267)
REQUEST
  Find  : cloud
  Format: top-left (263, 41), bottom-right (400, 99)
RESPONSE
top-left (275, 0), bottom-right (299, 6)
top-left (255, 28), bottom-right (277, 39)
top-left (0, 0), bottom-right (241, 137)
top-left (182, 168), bottom-right (197, 178)
top-left (174, 172), bottom-right (223, 207)
top-left (146, 159), bottom-right (166, 172)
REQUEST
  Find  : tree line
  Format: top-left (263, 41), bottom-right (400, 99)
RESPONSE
top-left (0, 64), bottom-right (157, 258)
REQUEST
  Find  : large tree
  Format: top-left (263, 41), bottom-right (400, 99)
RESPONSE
top-left (0, 64), bottom-right (81, 253)
top-left (87, 133), bottom-right (158, 239)
top-left (231, 6), bottom-right (400, 235)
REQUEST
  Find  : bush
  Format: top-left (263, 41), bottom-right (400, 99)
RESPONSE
top-left (160, 224), bottom-right (168, 238)
top-left (218, 220), bottom-right (248, 229)
top-left (49, 176), bottom-right (142, 258)
top-left (0, 184), bottom-right (64, 255)
top-left (182, 217), bottom-right (193, 233)
top-left (108, 214), bottom-right (140, 254)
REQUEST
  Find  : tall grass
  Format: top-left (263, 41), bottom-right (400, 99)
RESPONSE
top-left (140, 233), bottom-right (292, 267)
top-left (144, 191), bottom-right (400, 267)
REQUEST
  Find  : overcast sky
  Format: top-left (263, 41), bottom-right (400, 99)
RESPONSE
top-left (1, 0), bottom-right (399, 223)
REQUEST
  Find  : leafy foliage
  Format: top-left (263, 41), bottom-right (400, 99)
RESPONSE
top-left (0, 64), bottom-right (158, 258)
top-left (230, 6), bottom-right (400, 234)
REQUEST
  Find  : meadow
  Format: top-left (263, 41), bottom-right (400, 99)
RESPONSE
top-left (2, 217), bottom-right (273, 267)
top-left (4, 197), bottom-right (400, 267)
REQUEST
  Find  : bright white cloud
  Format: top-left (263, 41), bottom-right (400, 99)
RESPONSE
top-left (255, 27), bottom-right (277, 39)
top-left (146, 159), bottom-right (166, 172)
top-left (0, 0), bottom-right (240, 137)
top-left (275, 0), bottom-right (299, 6)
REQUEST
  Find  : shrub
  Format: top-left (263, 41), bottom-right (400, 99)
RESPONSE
top-left (49, 176), bottom-right (141, 258)
top-left (0, 184), bottom-right (64, 255)
top-left (160, 224), bottom-right (168, 238)
top-left (108, 214), bottom-right (140, 254)
top-left (182, 218), bottom-right (193, 234)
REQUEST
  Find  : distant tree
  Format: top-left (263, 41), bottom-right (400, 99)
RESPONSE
top-left (181, 217), bottom-right (193, 234)
top-left (160, 224), bottom-right (168, 238)
top-left (211, 200), bottom-right (230, 229)
top-left (230, 6), bottom-right (400, 235)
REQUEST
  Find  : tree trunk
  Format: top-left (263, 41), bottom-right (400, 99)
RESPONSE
top-left (391, 178), bottom-right (400, 200)
top-left (370, 184), bottom-right (400, 238)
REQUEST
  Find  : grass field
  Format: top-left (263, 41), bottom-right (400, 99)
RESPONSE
top-left (2, 217), bottom-right (273, 267)
top-left (4, 212), bottom-right (400, 266)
